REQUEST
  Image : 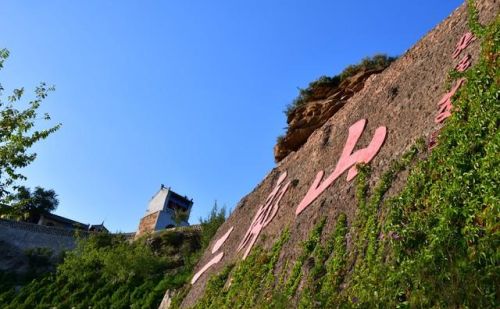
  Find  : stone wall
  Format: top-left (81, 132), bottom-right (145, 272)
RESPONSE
top-left (0, 219), bottom-right (80, 256)
top-left (136, 211), bottom-right (160, 237)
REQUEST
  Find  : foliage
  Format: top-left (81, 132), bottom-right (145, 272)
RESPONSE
top-left (186, 6), bottom-right (499, 308)
top-left (25, 247), bottom-right (55, 269)
top-left (284, 218), bottom-right (326, 298)
top-left (276, 134), bottom-right (285, 144)
top-left (172, 207), bottom-right (190, 226)
top-left (191, 228), bottom-right (291, 309)
top-left (370, 16), bottom-right (499, 307)
top-left (3, 3), bottom-right (497, 307)
top-left (190, 216), bottom-right (347, 309)
top-left (0, 201), bottom-right (228, 308)
top-left (3, 186), bottom-right (59, 222)
top-left (0, 48), bottom-right (60, 213)
top-left (0, 244), bottom-right (60, 295)
top-left (199, 201), bottom-right (227, 249)
top-left (0, 232), bottom-right (193, 308)
top-left (284, 54), bottom-right (397, 117)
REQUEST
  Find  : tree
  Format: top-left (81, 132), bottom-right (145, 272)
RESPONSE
top-left (0, 48), bottom-right (61, 210)
top-left (172, 207), bottom-right (189, 226)
top-left (7, 186), bottom-right (59, 222)
top-left (199, 201), bottom-right (226, 249)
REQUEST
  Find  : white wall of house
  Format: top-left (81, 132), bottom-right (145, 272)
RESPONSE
top-left (146, 187), bottom-right (169, 215)
top-left (142, 186), bottom-right (192, 231)
top-left (154, 209), bottom-right (189, 230)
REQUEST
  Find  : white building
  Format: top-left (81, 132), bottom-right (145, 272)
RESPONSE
top-left (136, 185), bottom-right (193, 237)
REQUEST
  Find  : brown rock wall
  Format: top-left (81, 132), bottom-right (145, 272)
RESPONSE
top-left (135, 212), bottom-right (160, 237)
top-left (182, 0), bottom-right (499, 306)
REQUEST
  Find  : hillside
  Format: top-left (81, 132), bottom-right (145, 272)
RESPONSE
top-left (180, 0), bottom-right (499, 308)
top-left (0, 205), bottom-right (226, 308)
top-left (0, 1), bottom-right (497, 308)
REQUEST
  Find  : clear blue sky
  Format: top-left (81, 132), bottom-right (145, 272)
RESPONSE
top-left (1, 0), bottom-right (463, 232)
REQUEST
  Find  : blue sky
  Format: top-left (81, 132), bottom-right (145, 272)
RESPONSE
top-left (0, 0), bottom-right (463, 232)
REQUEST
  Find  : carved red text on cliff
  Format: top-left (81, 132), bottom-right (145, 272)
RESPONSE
top-left (295, 119), bottom-right (387, 216)
top-left (455, 54), bottom-right (472, 72)
top-left (191, 226), bottom-right (234, 284)
top-left (434, 78), bottom-right (466, 124)
top-left (430, 31), bottom-right (476, 147)
top-left (237, 172), bottom-right (290, 260)
top-left (452, 32), bottom-right (475, 59)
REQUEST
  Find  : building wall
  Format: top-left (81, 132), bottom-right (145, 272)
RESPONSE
top-left (146, 188), bottom-right (169, 215)
top-left (137, 187), bottom-right (193, 237)
top-left (136, 209), bottom-right (190, 238)
top-left (136, 211), bottom-right (161, 237)
top-left (38, 216), bottom-right (74, 229)
top-left (0, 219), bottom-right (78, 256)
top-left (155, 209), bottom-right (189, 230)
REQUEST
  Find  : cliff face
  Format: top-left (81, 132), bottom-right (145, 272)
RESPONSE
top-left (182, 0), bottom-right (499, 307)
top-left (274, 67), bottom-right (387, 162)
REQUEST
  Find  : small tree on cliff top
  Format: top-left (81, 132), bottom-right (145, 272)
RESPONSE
top-left (0, 48), bottom-right (61, 212)
top-left (199, 201), bottom-right (226, 249)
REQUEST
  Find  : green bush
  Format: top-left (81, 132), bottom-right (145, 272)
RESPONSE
top-left (284, 54), bottom-right (397, 117)
top-left (25, 247), bottom-right (54, 269)
top-left (199, 202), bottom-right (227, 250)
top-left (0, 201), bottom-right (228, 308)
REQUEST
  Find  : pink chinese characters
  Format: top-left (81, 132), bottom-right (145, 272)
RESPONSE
top-left (237, 172), bottom-right (291, 260)
top-left (296, 119), bottom-right (387, 216)
top-left (434, 78), bottom-right (466, 124)
top-left (191, 226), bottom-right (234, 284)
top-left (452, 32), bottom-right (475, 59)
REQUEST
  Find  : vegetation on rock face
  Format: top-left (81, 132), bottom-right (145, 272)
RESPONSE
top-left (2, 2), bottom-right (497, 308)
top-left (0, 246), bottom-right (60, 296)
top-left (185, 5), bottom-right (499, 308)
top-left (173, 208), bottom-right (190, 226)
top-left (192, 228), bottom-right (292, 309)
top-left (0, 203), bottom-right (227, 308)
top-left (199, 202), bottom-right (227, 249)
top-left (284, 54), bottom-right (397, 117)
top-left (275, 54), bottom-right (397, 163)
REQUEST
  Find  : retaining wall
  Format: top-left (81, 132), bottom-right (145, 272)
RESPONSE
top-left (0, 219), bottom-right (81, 255)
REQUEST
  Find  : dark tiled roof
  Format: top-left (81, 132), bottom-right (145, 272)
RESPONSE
top-left (42, 213), bottom-right (87, 227)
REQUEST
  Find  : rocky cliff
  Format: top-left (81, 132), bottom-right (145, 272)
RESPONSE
top-left (180, 0), bottom-right (499, 307)
top-left (274, 65), bottom-right (391, 163)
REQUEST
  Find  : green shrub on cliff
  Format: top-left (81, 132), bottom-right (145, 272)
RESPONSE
top-left (0, 233), bottom-right (175, 308)
top-left (199, 202), bottom-right (227, 249)
top-left (284, 54), bottom-right (397, 117)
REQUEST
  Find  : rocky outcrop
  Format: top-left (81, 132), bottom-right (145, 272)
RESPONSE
top-left (158, 289), bottom-right (174, 309)
top-left (274, 68), bottom-right (386, 162)
top-left (182, 0), bottom-right (499, 307)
